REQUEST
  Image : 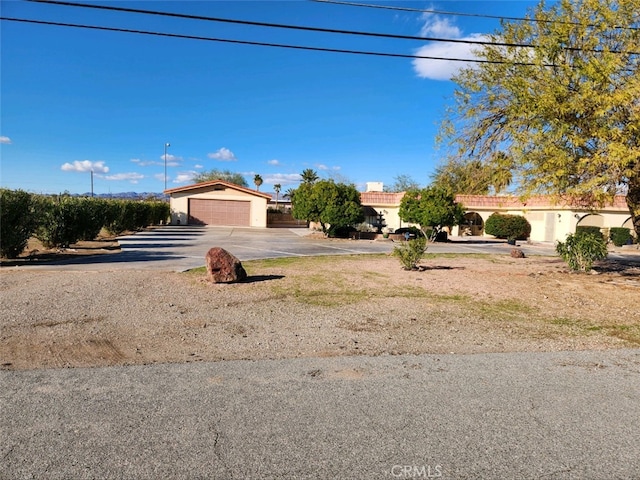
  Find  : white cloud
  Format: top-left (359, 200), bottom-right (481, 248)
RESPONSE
top-left (418, 12), bottom-right (461, 38)
top-left (104, 172), bottom-right (144, 184)
top-left (412, 33), bottom-right (487, 81)
top-left (264, 173), bottom-right (303, 185)
top-left (173, 171), bottom-right (197, 184)
top-left (160, 153), bottom-right (182, 166)
top-left (0, 136), bottom-right (12, 145)
top-left (267, 159), bottom-right (280, 166)
top-left (208, 147), bottom-right (237, 161)
top-left (153, 173), bottom-right (165, 182)
top-left (315, 164), bottom-right (341, 172)
top-left (412, 11), bottom-right (486, 81)
top-left (194, 164), bottom-right (204, 169)
top-left (61, 160), bottom-right (109, 173)
top-left (131, 158), bottom-right (156, 167)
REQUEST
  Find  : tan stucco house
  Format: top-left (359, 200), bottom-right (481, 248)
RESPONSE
top-left (358, 190), bottom-right (634, 243)
top-left (164, 180), bottom-right (272, 227)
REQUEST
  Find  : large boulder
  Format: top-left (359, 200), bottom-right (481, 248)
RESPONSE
top-left (205, 247), bottom-right (247, 283)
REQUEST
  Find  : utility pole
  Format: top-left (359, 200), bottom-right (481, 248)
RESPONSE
top-left (164, 142), bottom-right (171, 191)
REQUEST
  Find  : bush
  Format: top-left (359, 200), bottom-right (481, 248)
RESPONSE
top-left (485, 213), bottom-right (531, 240)
top-left (105, 200), bottom-right (170, 235)
top-left (78, 198), bottom-right (109, 241)
top-left (0, 189), bottom-right (38, 258)
top-left (556, 232), bottom-right (608, 272)
top-left (392, 236), bottom-right (427, 270)
top-left (35, 195), bottom-right (87, 248)
top-left (576, 225), bottom-right (603, 238)
top-left (609, 227), bottom-right (632, 247)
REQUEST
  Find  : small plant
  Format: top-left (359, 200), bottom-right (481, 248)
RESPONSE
top-left (392, 236), bottom-right (427, 270)
top-left (556, 232), bottom-right (608, 272)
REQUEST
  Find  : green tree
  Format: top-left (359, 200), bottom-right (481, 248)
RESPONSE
top-left (192, 169), bottom-right (248, 187)
top-left (300, 168), bottom-right (319, 184)
top-left (291, 180), bottom-right (364, 236)
top-left (253, 174), bottom-right (263, 191)
top-left (384, 174), bottom-right (421, 192)
top-left (432, 154), bottom-right (513, 195)
top-left (398, 186), bottom-right (465, 235)
top-left (273, 183), bottom-right (282, 209)
top-left (439, 0), bottom-right (640, 238)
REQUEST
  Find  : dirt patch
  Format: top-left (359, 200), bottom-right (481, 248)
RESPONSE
top-left (0, 234), bottom-right (121, 267)
top-left (1, 253), bottom-right (639, 370)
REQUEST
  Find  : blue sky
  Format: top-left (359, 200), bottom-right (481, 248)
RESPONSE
top-left (1, 0), bottom-right (537, 194)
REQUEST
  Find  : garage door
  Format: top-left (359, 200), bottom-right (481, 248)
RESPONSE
top-left (188, 199), bottom-right (250, 226)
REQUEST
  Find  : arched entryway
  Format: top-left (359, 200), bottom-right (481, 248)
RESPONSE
top-left (460, 212), bottom-right (484, 236)
top-left (576, 213), bottom-right (604, 230)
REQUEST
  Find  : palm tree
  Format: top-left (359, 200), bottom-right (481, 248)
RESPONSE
top-left (253, 174), bottom-right (263, 191)
top-left (300, 169), bottom-right (319, 184)
top-left (274, 183), bottom-right (281, 210)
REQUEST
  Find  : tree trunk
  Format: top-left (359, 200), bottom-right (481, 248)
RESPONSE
top-left (626, 176), bottom-right (640, 240)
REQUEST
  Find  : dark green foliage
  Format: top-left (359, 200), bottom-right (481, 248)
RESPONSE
top-left (609, 227), bottom-right (632, 247)
top-left (398, 186), bottom-right (464, 231)
top-left (0, 189), bottom-right (170, 253)
top-left (485, 213), bottom-right (531, 240)
top-left (35, 196), bottom-right (79, 248)
top-left (291, 180), bottom-right (364, 235)
top-left (556, 232), bottom-right (608, 272)
top-left (105, 200), bottom-right (168, 236)
top-left (79, 198), bottom-right (109, 241)
top-left (576, 226), bottom-right (603, 238)
top-left (392, 236), bottom-right (428, 270)
top-left (0, 189), bottom-right (38, 258)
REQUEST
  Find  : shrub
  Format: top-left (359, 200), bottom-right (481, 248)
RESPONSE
top-left (392, 236), bottom-right (427, 270)
top-left (35, 195), bottom-right (88, 248)
top-left (576, 225), bottom-right (602, 238)
top-left (105, 200), bottom-right (170, 235)
top-left (609, 227), bottom-right (632, 247)
top-left (78, 198), bottom-right (109, 241)
top-left (485, 213), bottom-right (531, 240)
top-left (0, 189), bottom-right (38, 258)
top-left (556, 232), bottom-right (608, 272)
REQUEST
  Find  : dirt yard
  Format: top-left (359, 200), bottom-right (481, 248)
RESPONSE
top-left (1, 240), bottom-right (639, 370)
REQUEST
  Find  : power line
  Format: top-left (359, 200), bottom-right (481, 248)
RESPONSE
top-left (24, 0), bottom-right (640, 55)
top-left (3, 16), bottom-right (547, 66)
top-left (310, 0), bottom-right (640, 31)
top-left (24, 0), bottom-right (532, 50)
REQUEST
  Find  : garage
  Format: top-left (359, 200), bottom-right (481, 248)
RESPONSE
top-left (188, 199), bottom-right (250, 226)
top-left (165, 180), bottom-right (271, 228)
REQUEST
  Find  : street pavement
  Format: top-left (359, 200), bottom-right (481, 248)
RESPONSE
top-left (2, 350), bottom-right (639, 479)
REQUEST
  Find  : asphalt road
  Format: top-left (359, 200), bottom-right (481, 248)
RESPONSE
top-left (2, 350), bottom-right (640, 479)
top-left (17, 225), bottom-right (567, 272)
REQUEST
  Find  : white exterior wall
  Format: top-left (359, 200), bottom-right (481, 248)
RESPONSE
top-left (169, 188), bottom-right (268, 227)
top-left (454, 207), bottom-right (632, 243)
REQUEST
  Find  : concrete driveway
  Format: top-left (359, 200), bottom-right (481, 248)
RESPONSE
top-left (19, 226), bottom-right (564, 271)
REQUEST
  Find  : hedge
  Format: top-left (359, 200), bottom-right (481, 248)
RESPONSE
top-left (0, 189), bottom-right (39, 258)
top-left (0, 189), bottom-right (170, 256)
top-left (609, 227), bottom-right (632, 247)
